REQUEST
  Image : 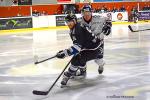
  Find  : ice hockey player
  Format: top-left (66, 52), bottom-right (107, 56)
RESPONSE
top-left (75, 4), bottom-right (112, 78)
top-left (56, 14), bottom-right (102, 86)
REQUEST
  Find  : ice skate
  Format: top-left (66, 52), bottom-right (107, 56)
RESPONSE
top-left (72, 68), bottom-right (87, 79)
top-left (98, 61), bottom-right (105, 74)
top-left (60, 72), bottom-right (70, 87)
top-left (61, 76), bottom-right (69, 88)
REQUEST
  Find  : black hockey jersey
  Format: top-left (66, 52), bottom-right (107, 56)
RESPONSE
top-left (67, 22), bottom-right (101, 56)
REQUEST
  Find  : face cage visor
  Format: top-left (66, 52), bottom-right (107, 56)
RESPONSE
top-left (65, 19), bottom-right (76, 25)
top-left (81, 10), bottom-right (92, 16)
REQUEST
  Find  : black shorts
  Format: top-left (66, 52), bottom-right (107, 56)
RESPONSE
top-left (71, 49), bottom-right (101, 66)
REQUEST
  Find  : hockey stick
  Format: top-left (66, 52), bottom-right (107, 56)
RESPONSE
top-left (32, 57), bottom-right (72, 95)
top-left (34, 55), bottom-right (56, 64)
top-left (128, 25), bottom-right (150, 32)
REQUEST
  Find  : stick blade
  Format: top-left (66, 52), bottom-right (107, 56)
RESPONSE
top-left (128, 25), bottom-right (134, 32)
top-left (33, 90), bottom-right (48, 95)
top-left (34, 62), bottom-right (38, 64)
top-left (128, 25), bottom-right (139, 32)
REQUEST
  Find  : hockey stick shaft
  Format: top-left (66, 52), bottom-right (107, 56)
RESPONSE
top-left (46, 58), bottom-right (72, 92)
top-left (35, 55), bottom-right (56, 64)
top-left (33, 57), bottom-right (72, 95)
top-left (134, 29), bottom-right (150, 32)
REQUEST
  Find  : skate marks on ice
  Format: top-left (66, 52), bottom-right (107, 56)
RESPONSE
top-left (0, 71), bottom-right (149, 100)
top-left (71, 71), bottom-right (150, 100)
top-left (0, 74), bottom-right (68, 100)
top-left (35, 68), bottom-right (150, 100)
top-left (0, 72), bottom-right (103, 100)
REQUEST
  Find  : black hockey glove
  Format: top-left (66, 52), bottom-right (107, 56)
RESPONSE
top-left (56, 50), bottom-right (69, 59)
top-left (102, 22), bottom-right (112, 36)
top-left (56, 50), bottom-right (66, 59)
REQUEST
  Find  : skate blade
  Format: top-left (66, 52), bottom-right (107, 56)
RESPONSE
top-left (60, 85), bottom-right (68, 88)
top-left (71, 76), bottom-right (86, 80)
